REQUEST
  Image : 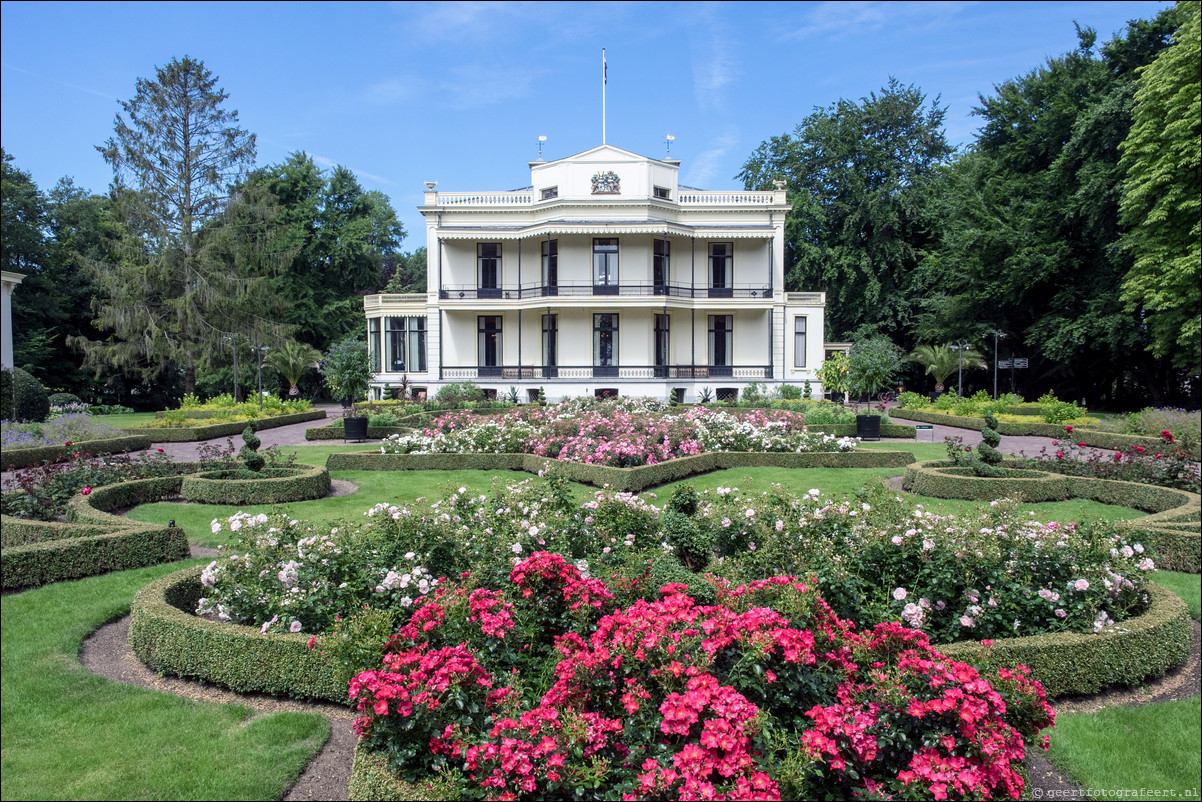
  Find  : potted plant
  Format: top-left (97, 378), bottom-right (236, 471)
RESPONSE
top-left (320, 337), bottom-right (373, 441)
top-left (845, 336), bottom-right (902, 441)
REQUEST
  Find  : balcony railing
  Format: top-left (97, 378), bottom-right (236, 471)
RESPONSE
top-left (441, 365), bottom-right (773, 381)
top-left (440, 282), bottom-right (773, 300)
top-left (426, 189), bottom-right (780, 207)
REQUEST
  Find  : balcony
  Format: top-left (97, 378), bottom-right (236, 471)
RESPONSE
top-left (439, 282), bottom-right (773, 300)
top-left (440, 365), bottom-right (773, 381)
top-left (424, 189), bottom-right (783, 209)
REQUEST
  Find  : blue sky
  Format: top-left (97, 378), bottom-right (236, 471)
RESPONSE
top-left (1, 0), bottom-right (1171, 247)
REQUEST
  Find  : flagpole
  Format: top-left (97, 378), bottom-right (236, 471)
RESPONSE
top-left (602, 48), bottom-right (607, 145)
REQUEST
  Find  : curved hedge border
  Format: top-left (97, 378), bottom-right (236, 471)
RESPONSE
top-left (129, 565), bottom-right (345, 701)
top-left (179, 462), bottom-right (331, 505)
top-left (326, 449), bottom-right (917, 493)
top-left (940, 582), bottom-right (1191, 698)
top-left (304, 425), bottom-right (410, 441)
top-left (1, 433), bottom-right (153, 470)
top-left (903, 459), bottom-right (1201, 572)
top-left (129, 567), bottom-right (1191, 722)
top-left (1, 474), bottom-right (190, 590)
top-left (126, 410), bottom-right (326, 442)
top-left (889, 407), bottom-right (1200, 458)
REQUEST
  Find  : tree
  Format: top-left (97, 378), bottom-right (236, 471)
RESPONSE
top-left (738, 79), bottom-right (951, 341)
top-left (908, 344), bottom-right (983, 394)
top-left (383, 247), bottom-right (428, 293)
top-left (1120, 0), bottom-right (1201, 375)
top-left (77, 56), bottom-right (257, 395)
top-left (264, 339), bottom-right (322, 396)
top-left (319, 337), bottom-right (373, 404)
top-left (845, 335), bottom-right (903, 403)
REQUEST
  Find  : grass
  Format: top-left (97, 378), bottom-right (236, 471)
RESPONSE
top-left (0, 562), bottom-right (329, 801)
top-left (95, 411), bottom-right (159, 429)
top-left (1156, 571), bottom-right (1202, 619)
top-left (1046, 698), bottom-right (1202, 802)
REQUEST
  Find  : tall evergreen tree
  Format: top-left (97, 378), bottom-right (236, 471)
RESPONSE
top-left (76, 56), bottom-right (257, 394)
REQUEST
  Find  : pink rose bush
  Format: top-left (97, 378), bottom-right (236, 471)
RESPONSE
top-left (380, 398), bottom-right (855, 467)
top-left (350, 562), bottom-right (1054, 800)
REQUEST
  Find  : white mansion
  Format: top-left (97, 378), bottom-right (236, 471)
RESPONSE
top-left (363, 144), bottom-right (827, 402)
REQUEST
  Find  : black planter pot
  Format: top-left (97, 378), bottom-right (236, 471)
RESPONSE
top-left (343, 416), bottom-right (369, 442)
top-left (856, 414), bottom-right (881, 441)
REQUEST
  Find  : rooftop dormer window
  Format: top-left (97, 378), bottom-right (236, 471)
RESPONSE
top-left (653, 186), bottom-right (670, 200)
top-left (540, 186), bottom-right (558, 200)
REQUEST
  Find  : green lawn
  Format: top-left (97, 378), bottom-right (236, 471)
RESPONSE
top-left (0, 563), bottom-right (329, 801)
top-left (96, 411), bottom-right (159, 429)
top-left (1046, 698), bottom-right (1201, 802)
top-left (1156, 571), bottom-right (1202, 619)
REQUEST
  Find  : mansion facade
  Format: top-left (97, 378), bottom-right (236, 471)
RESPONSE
top-left (363, 145), bottom-right (827, 402)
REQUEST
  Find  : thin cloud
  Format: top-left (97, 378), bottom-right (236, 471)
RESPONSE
top-left (689, 4), bottom-right (740, 112)
top-left (683, 133), bottom-right (739, 188)
top-left (310, 154), bottom-right (392, 186)
top-left (1, 63), bottom-right (117, 100)
top-left (782, 1), bottom-right (977, 41)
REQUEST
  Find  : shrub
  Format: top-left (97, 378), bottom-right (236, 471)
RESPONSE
top-left (1038, 392), bottom-right (1082, 425)
top-left (434, 381), bottom-right (485, 406)
top-left (2, 367), bottom-right (50, 422)
top-left (777, 384), bottom-right (801, 400)
top-left (896, 391), bottom-right (930, 409)
top-left (47, 392), bottom-right (83, 407)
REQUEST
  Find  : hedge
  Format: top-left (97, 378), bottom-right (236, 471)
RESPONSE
top-left (350, 743), bottom-right (439, 801)
top-left (153, 408), bottom-right (312, 420)
top-left (1, 474), bottom-right (190, 590)
top-left (1, 433), bottom-right (154, 470)
top-left (889, 407), bottom-right (1200, 458)
top-left (940, 582), bottom-right (1191, 699)
top-left (903, 459), bottom-right (1201, 572)
top-left (305, 425), bottom-right (411, 441)
top-left (325, 450), bottom-right (916, 493)
top-left (126, 410), bottom-right (327, 442)
top-left (129, 565), bottom-right (345, 702)
top-left (179, 462), bottom-right (331, 505)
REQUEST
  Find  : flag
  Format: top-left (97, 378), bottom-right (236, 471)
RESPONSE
top-left (603, 49), bottom-right (607, 85)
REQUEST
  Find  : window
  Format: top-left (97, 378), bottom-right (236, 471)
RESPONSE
top-left (708, 315), bottom-right (732, 377)
top-left (708, 242), bottom-right (733, 298)
top-left (794, 317), bottom-right (807, 368)
top-left (593, 238), bottom-right (619, 294)
top-left (541, 239), bottom-right (558, 295)
top-left (540, 186), bottom-right (558, 200)
top-left (653, 186), bottom-right (671, 200)
top-left (369, 318), bottom-right (381, 372)
top-left (408, 317), bottom-right (427, 373)
top-left (385, 317), bottom-right (426, 372)
top-left (653, 239), bottom-right (670, 294)
top-left (478, 315), bottom-right (502, 377)
top-left (593, 313), bottom-right (618, 377)
top-left (542, 314), bottom-right (558, 378)
top-left (477, 243), bottom-right (501, 298)
top-left (654, 314), bottom-right (670, 377)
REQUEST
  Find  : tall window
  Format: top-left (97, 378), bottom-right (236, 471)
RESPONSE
top-left (542, 314), bottom-right (558, 378)
top-left (708, 315), bottom-right (732, 376)
top-left (477, 243), bottom-right (501, 298)
top-left (654, 314), bottom-right (670, 378)
top-left (593, 238), bottom-right (619, 294)
top-left (408, 317), bottom-right (427, 373)
top-left (478, 315), bottom-right (502, 376)
top-left (541, 239), bottom-right (558, 295)
top-left (593, 313), bottom-right (619, 377)
top-left (708, 242), bottom-right (733, 298)
top-left (793, 317), bottom-right (807, 368)
top-left (369, 318), bottom-right (381, 372)
top-left (386, 317), bottom-right (406, 371)
top-left (653, 239), bottom-right (670, 295)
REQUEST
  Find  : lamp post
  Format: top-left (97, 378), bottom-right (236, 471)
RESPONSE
top-left (256, 337), bottom-right (269, 412)
top-left (992, 330), bottom-right (1006, 400)
top-left (949, 339), bottom-right (970, 398)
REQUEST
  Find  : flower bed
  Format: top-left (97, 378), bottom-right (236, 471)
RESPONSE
top-left (1017, 431), bottom-right (1199, 493)
top-left (380, 399), bottom-right (855, 468)
top-left (124, 410), bottom-right (327, 442)
top-left (903, 459), bottom-right (1201, 573)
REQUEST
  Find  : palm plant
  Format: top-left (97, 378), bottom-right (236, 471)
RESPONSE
top-left (908, 344), bottom-right (983, 394)
top-left (264, 340), bottom-right (323, 397)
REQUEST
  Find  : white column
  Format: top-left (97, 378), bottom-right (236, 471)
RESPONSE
top-left (1, 271), bottom-right (27, 371)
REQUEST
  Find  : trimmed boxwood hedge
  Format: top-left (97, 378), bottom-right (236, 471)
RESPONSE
top-left (179, 462), bottom-right (331, 505)
top-left (128, 410), bottom-right (327, 442)
top-left (304, 425), bottom-right (411, 441)
top-left (1, 474), bottom-right (191, 590)
top-left (889, 407), bottom-right (1200, 457)
top-left (325, 449), bottom-right (917, 493)
top-left (903, 459), bottom-right (1201, 572)
top-left (1, 433), bottom-right (153, 470)
top-left (350, 743), bottom-right (438, 801)
top-left (129, 565), bottom-right (345, 702)
top-left (940, 582), bottom-right (1191, 699)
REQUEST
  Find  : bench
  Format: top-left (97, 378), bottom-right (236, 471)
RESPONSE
top-left (915, 424), bottom-right (935, 441)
